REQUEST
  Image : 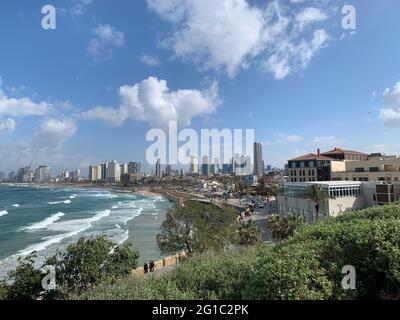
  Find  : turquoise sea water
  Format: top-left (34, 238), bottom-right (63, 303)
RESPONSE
top-left (0, 184), bottom-right (173, 278)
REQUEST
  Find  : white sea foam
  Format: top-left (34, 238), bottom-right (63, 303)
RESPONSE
top-left (18, 210), bottom-right (112, 256)
top-left (48, 199), bottom-right (71, 205)
top-left (0, 210), bottom-right (8, 217)
top-left (24, 212), bottom-right (65, 231)
top-left (11, 204), bottom-right (20, 208)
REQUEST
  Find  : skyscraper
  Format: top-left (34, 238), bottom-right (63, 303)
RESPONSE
top-left (201, 156), bottom-right (210, 177)
top-left (254, 142), bottom-right (264, 177)
top-left (107, 161), bottom-right (121, 182)
top-left (128, 162), bottom-right (141, 175)
top-left (156, 159), bottom-right (162, 179)
top-left (190, 156), bottom-right (199, 175)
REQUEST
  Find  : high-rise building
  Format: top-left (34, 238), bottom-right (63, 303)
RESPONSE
top-left (155, 159), bottom-right (162, 179)
top-left (165, 165), bottom-right (172, 177)
top-left (128, 162), bottom-right (141, 175)
top-left (89, 166), bottom-right (98, 181)
top-left (107, 161), bottom-right (121, 182)
top-left (234, 154), bottom-right (252, 176)
top-left (201, 156), bottom-right (210, 177)
top-left (190, 156), bottom-right (199, 175)
top-left (120, 163), bottom-right (128, 175)
top-left (254, 142), bottom-right (264, 177)
top-left (34, 166), bottom-right (51, 183)
top-left (0, 172), bottom-right (5, 181)
top-left (101, 162), bottom-right (108, 180)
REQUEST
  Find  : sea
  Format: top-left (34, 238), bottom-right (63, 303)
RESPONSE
top-left (0, 184), bottom-right (173, 279)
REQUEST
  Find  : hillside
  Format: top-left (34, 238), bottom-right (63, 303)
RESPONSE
top-left (79, 204), bottom-right (400, 300)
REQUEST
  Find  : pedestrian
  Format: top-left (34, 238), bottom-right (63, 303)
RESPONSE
top-left (144, 263), bottom-right (149, 274)
top-left (149, 260), bottom-right (155, 272)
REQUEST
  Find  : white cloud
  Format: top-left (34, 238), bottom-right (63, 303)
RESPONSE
top-left (33, 119), bottom-right (77, 149)
top-left (0, 119), bottom-right (79, 173)
top-left (0, 87), bottom-right (50, 117)
top-left (147, 0), bottom-right (333, 79)
top-left (310, 136), bottom-right (344, 146)
top-left (61, 0), bottom-right (93, 17)
top-left (379, 82), bottom-right (400, 126)
top-left (82, 76), bottom-right (221, 128)
top-left (277, 133), bottom-right (304, 143)
top-left (87, 24), bottom-right (125, 62)
top-left (0, 118), bottom-right (16, 134)
top-left (295, 7), bottom-right (328, 29)
top-left (140, 53), bottom-right (161, 67)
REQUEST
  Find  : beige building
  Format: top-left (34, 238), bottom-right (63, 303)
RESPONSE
top-left (332, 154), bottom-right (400, 183)
top-left (277, 181), bottom-right (399, 222)
top-left (288, 150), bottom-right (346, 183)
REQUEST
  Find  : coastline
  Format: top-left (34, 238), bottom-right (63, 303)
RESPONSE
top-left (0, 183), bottom-right (174, 273)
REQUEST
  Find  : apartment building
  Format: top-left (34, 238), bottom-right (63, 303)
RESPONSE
top-left (332, 154), bottom-right (400, 182)
top-left (288, 150), bottom-right (345, 183)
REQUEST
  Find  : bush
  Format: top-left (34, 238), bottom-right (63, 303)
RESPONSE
top-left (1, 236), bottom-right (139, 300)
top-left (79, 247), bottom-right (260, 300)
top-left (246, 208), bottom-right (400, 300)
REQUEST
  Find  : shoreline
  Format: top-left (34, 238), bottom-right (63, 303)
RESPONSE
top-left (0, 183), bottom-right (174, 274)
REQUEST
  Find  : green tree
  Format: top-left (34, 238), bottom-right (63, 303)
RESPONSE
top-left (157, 201), bottom-right (238, 256)
top-left (266, 214), bottom-right (304, 242)
top-left (303, 184), bottom-right (333, 223)
top-left (47, 236), bottom-right (139, 295)
top-left (238, 220), bottom-right (262, 246)
top-left (3, 254), bottom-right (43, 300)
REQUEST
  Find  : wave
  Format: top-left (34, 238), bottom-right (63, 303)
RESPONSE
top-left (18, 210), bottom-right (112, 257)
top-left (0, 210), bottom-right (8, 217)
top-left (23, 212), bottom-right (65, 231)
top-left (48, 199), bottom-right (71, 205)
top-left (11, 204), bottom-right (20, 208)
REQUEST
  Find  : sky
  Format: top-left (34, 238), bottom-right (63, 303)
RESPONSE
top-left (0, 0), bottom-right (400, 175)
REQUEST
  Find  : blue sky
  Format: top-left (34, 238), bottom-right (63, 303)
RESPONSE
top-left (0, 0), bottom-right (400, 175)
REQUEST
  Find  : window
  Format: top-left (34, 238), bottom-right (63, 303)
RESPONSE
top-left (355, 168), bottom-right (365, 173)
top-left (369, 167), bottom-right (379, 172)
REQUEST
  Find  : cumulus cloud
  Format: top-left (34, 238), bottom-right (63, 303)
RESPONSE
top-left (0, 119), bottom-right (79, 173)
top-left (0, 118), bottom-right (16, 134)
top-left (87, 24), bottom-right (125, 62)
top-left (82, 76), bottom-right (221, 128)
top-left (0, 87), bottom-right (50, 117)
top-left (140, 53), bottom-right (161, 67)
top-left (147, 0), bottom-right (334, 79)
top-left (379, 82), bottom-right (400, 126)
top-left (33, 119), bottom-right (77, 150)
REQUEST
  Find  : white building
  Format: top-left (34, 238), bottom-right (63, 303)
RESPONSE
top-left (107, 161), bottom-right (121, 183)
top-left (190, 156), bottom-right (199, 175)
top-left (277, 181), bottom-right (399, 223)
top-left (34, 166), bottom-right (51, 183)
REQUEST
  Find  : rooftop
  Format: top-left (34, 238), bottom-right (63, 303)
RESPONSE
top-left (322, 148), bottom-right (368, 156)
top-left (289, 153), bottom-right (334, 162)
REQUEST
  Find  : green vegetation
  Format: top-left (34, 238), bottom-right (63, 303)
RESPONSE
top-left (303, 184), bottom-right (334, 222)
top-left (266, 214), bottom-right (305, 242)
top-left (238, 220), bottom-right (262, 246)
top-left (82, 204), bottom-right (400, 300)
top-left (157, 201), bottom-right (239, 255)
top-left (0, 236), bottom-right (139, 300)
top-left (2, 203), bottom-right (400, 300)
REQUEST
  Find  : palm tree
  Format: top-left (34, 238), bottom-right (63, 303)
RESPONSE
top-left (269, 183), bottom-right (283, 198)
top-left (266, 215), bottom-right (287, 242)
top-left (238, 220), bottom-right (262, 245)
top-left (303, 185), bottom-right (333, 223)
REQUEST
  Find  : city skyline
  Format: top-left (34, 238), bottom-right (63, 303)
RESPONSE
top-left (0, 1), bottom-right (400, 174)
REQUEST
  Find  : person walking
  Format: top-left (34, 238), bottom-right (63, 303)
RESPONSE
top-left (144, 263), bottom-right (149, 274)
